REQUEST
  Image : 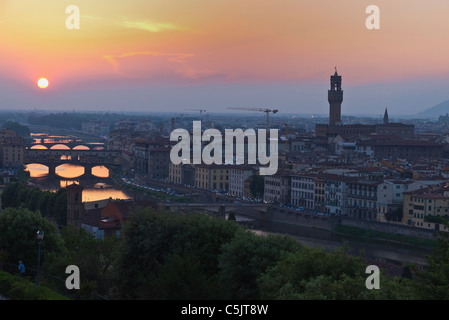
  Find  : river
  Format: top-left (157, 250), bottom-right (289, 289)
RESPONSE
top-left (25, 133), bottom-right (132, 202)
top-left (235, 214), bottom-right (432, 276)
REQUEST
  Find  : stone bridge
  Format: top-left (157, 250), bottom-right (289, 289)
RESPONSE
top-left (30, 141), bottom-right (106, 150)
top-left (25, 149), bottom-right (121, 176)
top-left (165, 202), bottom-right (271, 218)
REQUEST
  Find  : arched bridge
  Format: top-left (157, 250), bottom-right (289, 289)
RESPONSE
top-left (29, 142), bottom-right (105, 150)
top-left (25, 149), bottom-right (121, 176)
top-left (165, 202), bottom-right (271, 219)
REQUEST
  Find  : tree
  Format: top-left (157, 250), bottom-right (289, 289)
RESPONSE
top-left (249, 174), bottom-right (264, 198)
top-left (0, 207), bottom-right (65, 268)
top-left (414, 221), bottom-right (449, 299)
top-left (116, 207), bottom-right (240, 299)
top-left (257, 246), bottom-right (417, 300)
top-left (149, 254), bottom-right (220, 300)
top-left (1, 183), bottom-right (67, 227)
top-left (217, 230), bottom-right (301, 299)
top-left (43, 226), bottom-right (121, 299)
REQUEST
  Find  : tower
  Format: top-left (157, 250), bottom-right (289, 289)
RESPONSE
top-left (66, 183), bottom-right (84, 229)
top-left (383, 108), bottom-right (389, 124)
top-left (328, 68), bottom-right (343, 126)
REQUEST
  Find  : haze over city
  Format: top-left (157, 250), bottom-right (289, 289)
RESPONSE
top-left (0, 0), bottom-right (449, 115)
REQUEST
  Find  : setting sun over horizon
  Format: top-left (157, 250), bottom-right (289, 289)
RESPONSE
top-left (0, 0), bottom-right (449, 115)
top-left (37, 78), bottom-right (49, 89)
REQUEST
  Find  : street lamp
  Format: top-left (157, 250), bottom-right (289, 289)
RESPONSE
top-left (36, 229), bottom-right (44, 285)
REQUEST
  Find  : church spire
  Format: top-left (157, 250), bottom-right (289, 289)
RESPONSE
top-left (383, 108), bottom-right (389, 124)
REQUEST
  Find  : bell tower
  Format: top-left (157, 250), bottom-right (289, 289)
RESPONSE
top-left (67, 183), bottom-right (84, 229)
top-left (328, 68), bottom-right (343, 127)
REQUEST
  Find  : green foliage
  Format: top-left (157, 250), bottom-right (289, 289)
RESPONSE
top-left (150, 254), bottom-right (220, 300)
top-left (401, 265), bottom-right (413, 280)
top-left (116, 207), bottom-right (240, 299)
top-left (0, 207), bottom-right (65, 268)
top-left (115, 206), bottom-right (425, 300)
top-left (43, 226), bottom-right (122, 300)
top-left (424, 215), bottom-right (448, 224)
top-left (218, 231), bottom-right (301, 299)
top-left (0, 271), bottom-right (68, 300)
top-left (250, 174), bottom-right (264, 198)
top-left (258, 246), bottom-right (418, 300)
top-left (1, 183), bottom-right (67, 226)
top-left (414, 221), bottom-right (449, 299)
top-left (334, 224), bottom-right (437, 248)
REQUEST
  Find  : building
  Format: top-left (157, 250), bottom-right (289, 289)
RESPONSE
top-left (291, 173), bottom-right (315, 209)
top-left (148, 147), bottom-right (170, 179)
top-left (324, 174), bottom-right (357, 215)
top-left (314, 176), bottom-right (326, 212)
top-left (328, 67), bottom-right (343, 127)
top-left (195, 163), bottom-right (229, 192)
top-left (81, 120), bottom-right (110, 137)
top-left (228, 165), bottom-right (256, 198)
top-left (315, 71), bottom-right (415, 147)
top-left (347, 180), bottom-right (381, 220)
top-left (134, 139), bottom-right (151, 175)
top-left (82, 199), bottom-right (158, 239)
top-left (134, 138), bottom-right (170, 176)
top-left (0, 130), bottom-right (26, 168)
top-left (67, 183), bottom-right (84, 229)
top-left (263, 168), bottom-right (291, 204)
top-left (169, 163), bottom-right (195, 186)
top-left (402, 184), bottom-right (449, 232)
top-left (376, 179), bottom-right (422, 222)
top-left (357, 139), bottom-right (443, 161)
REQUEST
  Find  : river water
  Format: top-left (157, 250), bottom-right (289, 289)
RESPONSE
top-left (237, 215), bottom-right (432, 276)
top-left (25, 133), bottom-right (132, 202)
top-left (25, 163), bottom-right (132, 202)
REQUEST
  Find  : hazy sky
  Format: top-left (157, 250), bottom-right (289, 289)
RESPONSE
top-left (1, 0), bottom-right (449, 116)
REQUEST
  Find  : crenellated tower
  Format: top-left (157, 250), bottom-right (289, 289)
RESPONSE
top-left (328, 68), bottom-right (343, 127)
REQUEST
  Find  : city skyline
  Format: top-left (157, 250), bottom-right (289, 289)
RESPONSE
top-left (1, 1), bottom-right (449, 115)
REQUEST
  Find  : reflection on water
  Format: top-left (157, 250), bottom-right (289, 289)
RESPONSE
top-left (30, 133), bottom-right (105, 150)
top-left (50, 144), bottom-right (70, 150)
top-left (26, 163), bottom-right (49, 178)
top-left (73, 145), bottom-right (90, 150)
top-left (25, 163), bottom-right (131, 202)
top-left (56, 164), bottom-right (84, 178)
top-left (92, 166), bottom-right (109, 178)
top-left (30, 145), bottom-right (48, 149)
top-left (26, 163), bottom-right (110, 179)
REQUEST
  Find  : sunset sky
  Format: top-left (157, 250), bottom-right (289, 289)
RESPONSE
top-left (1, 0), bottom-right (449, 116)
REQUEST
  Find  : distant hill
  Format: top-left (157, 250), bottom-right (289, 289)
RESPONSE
top-left (417, 100), bottom-right (449, 119)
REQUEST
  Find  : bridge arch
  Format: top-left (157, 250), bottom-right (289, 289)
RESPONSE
top-left (55, 163), bottom-right (84, 178)
top-left (30, 145), bottom-right (48, 150)
top-left (60, 155), bottom-right (72, 161)
top-left (72, 145), bottom-right (90, 150)
top-left (25, 163), bottom-right (49, 178)
top-left (50, 144), bottom-right (71, 150)
top-left (91, 165), bottom-right (109, 178)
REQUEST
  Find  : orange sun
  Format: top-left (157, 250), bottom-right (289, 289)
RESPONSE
top-left (37, 78), bottom-right (49, 89)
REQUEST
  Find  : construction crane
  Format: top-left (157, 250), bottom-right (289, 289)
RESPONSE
top-left (227, 107), bottom-right (278, 131)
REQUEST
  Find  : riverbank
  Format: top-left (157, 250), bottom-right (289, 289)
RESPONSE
top-left (234, 212), bottom-right (431, 275)
top-left (333, 224), bottom-right (437, 249)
